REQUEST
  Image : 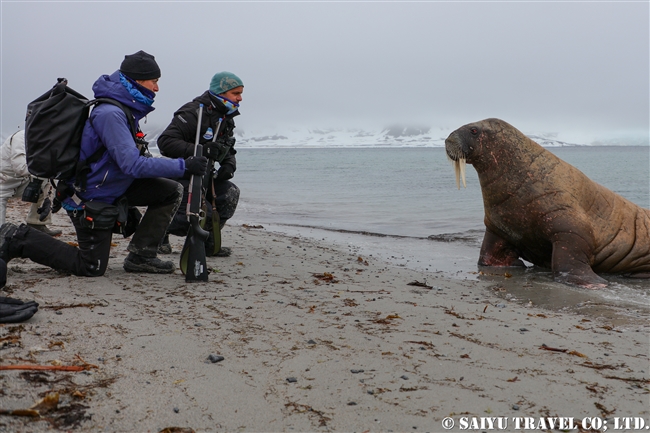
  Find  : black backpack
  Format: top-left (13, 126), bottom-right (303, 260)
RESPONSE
top-left (24, 78), bottom-right (136, 188)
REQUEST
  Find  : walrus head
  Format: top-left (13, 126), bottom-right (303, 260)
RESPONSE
top-left (444, 123), bottom-right (476, 189)
top-left (445, 118), bottom-right (520, 189)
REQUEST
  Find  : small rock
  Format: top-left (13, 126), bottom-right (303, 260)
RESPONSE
top-left (173, 407), bottom-right (180, 413)
top-left (347, 401), bottom-right (357, 406)
top-left (400, 375), bottom-right (409, 380)
top-left (286, 377), bottom-right (297, 383)
top-left (55, 311), bottom-right (62, 315)
top-left (207, 354), bottom-right (224, 363)
top-left (307, 339), bottom-right (317, 345)
top-left (350, 369), bottom-right (364, 374)
top-left (519, 328), bottom-right (529, 332)
top-left (512, 404), bottom-right (520, 410)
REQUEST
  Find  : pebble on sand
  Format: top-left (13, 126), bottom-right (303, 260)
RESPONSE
top-left (207, 354), bottom-right (225, 363)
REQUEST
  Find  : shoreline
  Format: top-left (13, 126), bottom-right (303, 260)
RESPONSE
top-left (233, 219), bottom-right (650, 327)
top-left (0, 201), bottom-right (648, 432)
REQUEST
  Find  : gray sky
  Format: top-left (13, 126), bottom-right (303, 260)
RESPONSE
top-left (1, 1), bottom-right (648, 142)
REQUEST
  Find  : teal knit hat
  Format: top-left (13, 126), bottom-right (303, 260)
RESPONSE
top-left (209, 72), bottom-right (244, 94)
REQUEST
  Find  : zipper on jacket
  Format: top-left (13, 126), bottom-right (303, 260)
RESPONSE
top-left (96, 170), bottom-right (109, 188)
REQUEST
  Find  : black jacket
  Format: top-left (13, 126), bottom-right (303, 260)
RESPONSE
top-left (157, 90), bottom-right (238, 173)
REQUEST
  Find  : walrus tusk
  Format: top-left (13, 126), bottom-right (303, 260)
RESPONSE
top-left (453, 158), bottom-right (467, 189)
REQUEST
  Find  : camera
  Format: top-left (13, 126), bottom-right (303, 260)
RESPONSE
top-left (21, 178), bottom-right (42, 203)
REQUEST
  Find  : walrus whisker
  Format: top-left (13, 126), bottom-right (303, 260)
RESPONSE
top-left (451, 158), bottom-right (467, 189)
top-left (460, 158), bottom-right (467, 188)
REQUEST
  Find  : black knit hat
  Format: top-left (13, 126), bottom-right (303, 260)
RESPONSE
top-left (119, 50), bottom-right (161, 80)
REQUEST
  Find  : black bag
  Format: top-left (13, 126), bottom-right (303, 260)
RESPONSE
top-left (80, 201), bottom-right (119, 231)
top-left (24, 79), bottom-right (90, 180)
top-left (112, 196), bottom-right (142, 238)
top-left (24, 78), bottom-right (136, 185)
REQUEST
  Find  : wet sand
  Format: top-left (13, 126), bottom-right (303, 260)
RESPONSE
top-left (0, 201), bottom-right (648, 432)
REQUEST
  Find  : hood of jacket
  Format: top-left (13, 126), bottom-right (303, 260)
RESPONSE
top-left (92, 71), bottom-right (156, 120)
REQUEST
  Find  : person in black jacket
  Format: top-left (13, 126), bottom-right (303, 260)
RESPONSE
top-left (156, 72), bottom-right (243, 257)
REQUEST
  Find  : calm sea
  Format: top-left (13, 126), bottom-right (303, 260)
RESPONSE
top-left (228, 146), bottom-right (650, 324)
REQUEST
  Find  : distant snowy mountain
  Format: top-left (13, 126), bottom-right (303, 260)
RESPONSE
top-left (217, 126), bottom-right (588, 148)
top-left (144, 124), bottom-right (647, 151)
top-left (233, 125), bottom-right (452, 148)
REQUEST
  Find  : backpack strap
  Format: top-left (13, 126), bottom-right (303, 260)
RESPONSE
top-left (75, 99), bottom-right (137, 192)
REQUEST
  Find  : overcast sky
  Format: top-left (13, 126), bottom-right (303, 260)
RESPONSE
top-left (1, 1), bottom-right (648, 142)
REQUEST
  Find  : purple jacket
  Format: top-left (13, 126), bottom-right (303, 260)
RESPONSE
top-left (67, 71), bottom-right (185, 206)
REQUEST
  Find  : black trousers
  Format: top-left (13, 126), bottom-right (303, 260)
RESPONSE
top-left (9, 178), bottom-right (183, 277)
top-left (167, 178), bottom-right (239, 237)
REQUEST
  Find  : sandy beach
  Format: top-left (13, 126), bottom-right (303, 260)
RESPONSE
top-left (0, 200), bottom-right (648, 433)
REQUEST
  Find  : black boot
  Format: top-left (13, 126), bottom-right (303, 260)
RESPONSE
top-left (157, 234), bottom-right (172, 254)
top-left (123, 252), bottom-right (174, 274)
top-left (26, 223), bottom-right (62, 237)
top-left (214, 247), bottom-right (232, 257)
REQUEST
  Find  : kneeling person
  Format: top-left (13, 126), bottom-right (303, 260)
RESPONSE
top-left (0, 51), bottom-right (207, 276)
top-left (156, 71), bottom-right (243, 257)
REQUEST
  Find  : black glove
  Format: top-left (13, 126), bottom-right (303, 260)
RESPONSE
top-left (216, 166), bottom-right (234, 181)
top-left (0, 297), bottom-right (39, 323)
top-left (203, 136), bottom-right (236, 162)
top-left (37, 197), bottom-right (52, 221)
top-left (184, 156), bottom-right (208, 176)
top-left (52, 181), bottom-right (73, 214)
top-left (51, 197), bottom-right (62, 214)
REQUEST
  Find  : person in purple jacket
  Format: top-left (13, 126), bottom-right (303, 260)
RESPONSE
top-left (0, 51), bottom-right (208, 276)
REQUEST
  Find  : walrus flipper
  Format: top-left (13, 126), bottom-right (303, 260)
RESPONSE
top-left (551, 234), bottom-right (608, 289)
top-left (478, 230), bottom-right (525, 267)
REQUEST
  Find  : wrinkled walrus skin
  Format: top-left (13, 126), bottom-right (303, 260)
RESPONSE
top-left (445, 118), bottom-right (650, 289)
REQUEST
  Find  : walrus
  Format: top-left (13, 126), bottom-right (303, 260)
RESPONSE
top-left (444, 118), bottom-right (650, 289)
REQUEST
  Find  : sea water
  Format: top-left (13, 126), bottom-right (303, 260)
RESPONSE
top-left (228, 146), bottom-right (650, 324)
